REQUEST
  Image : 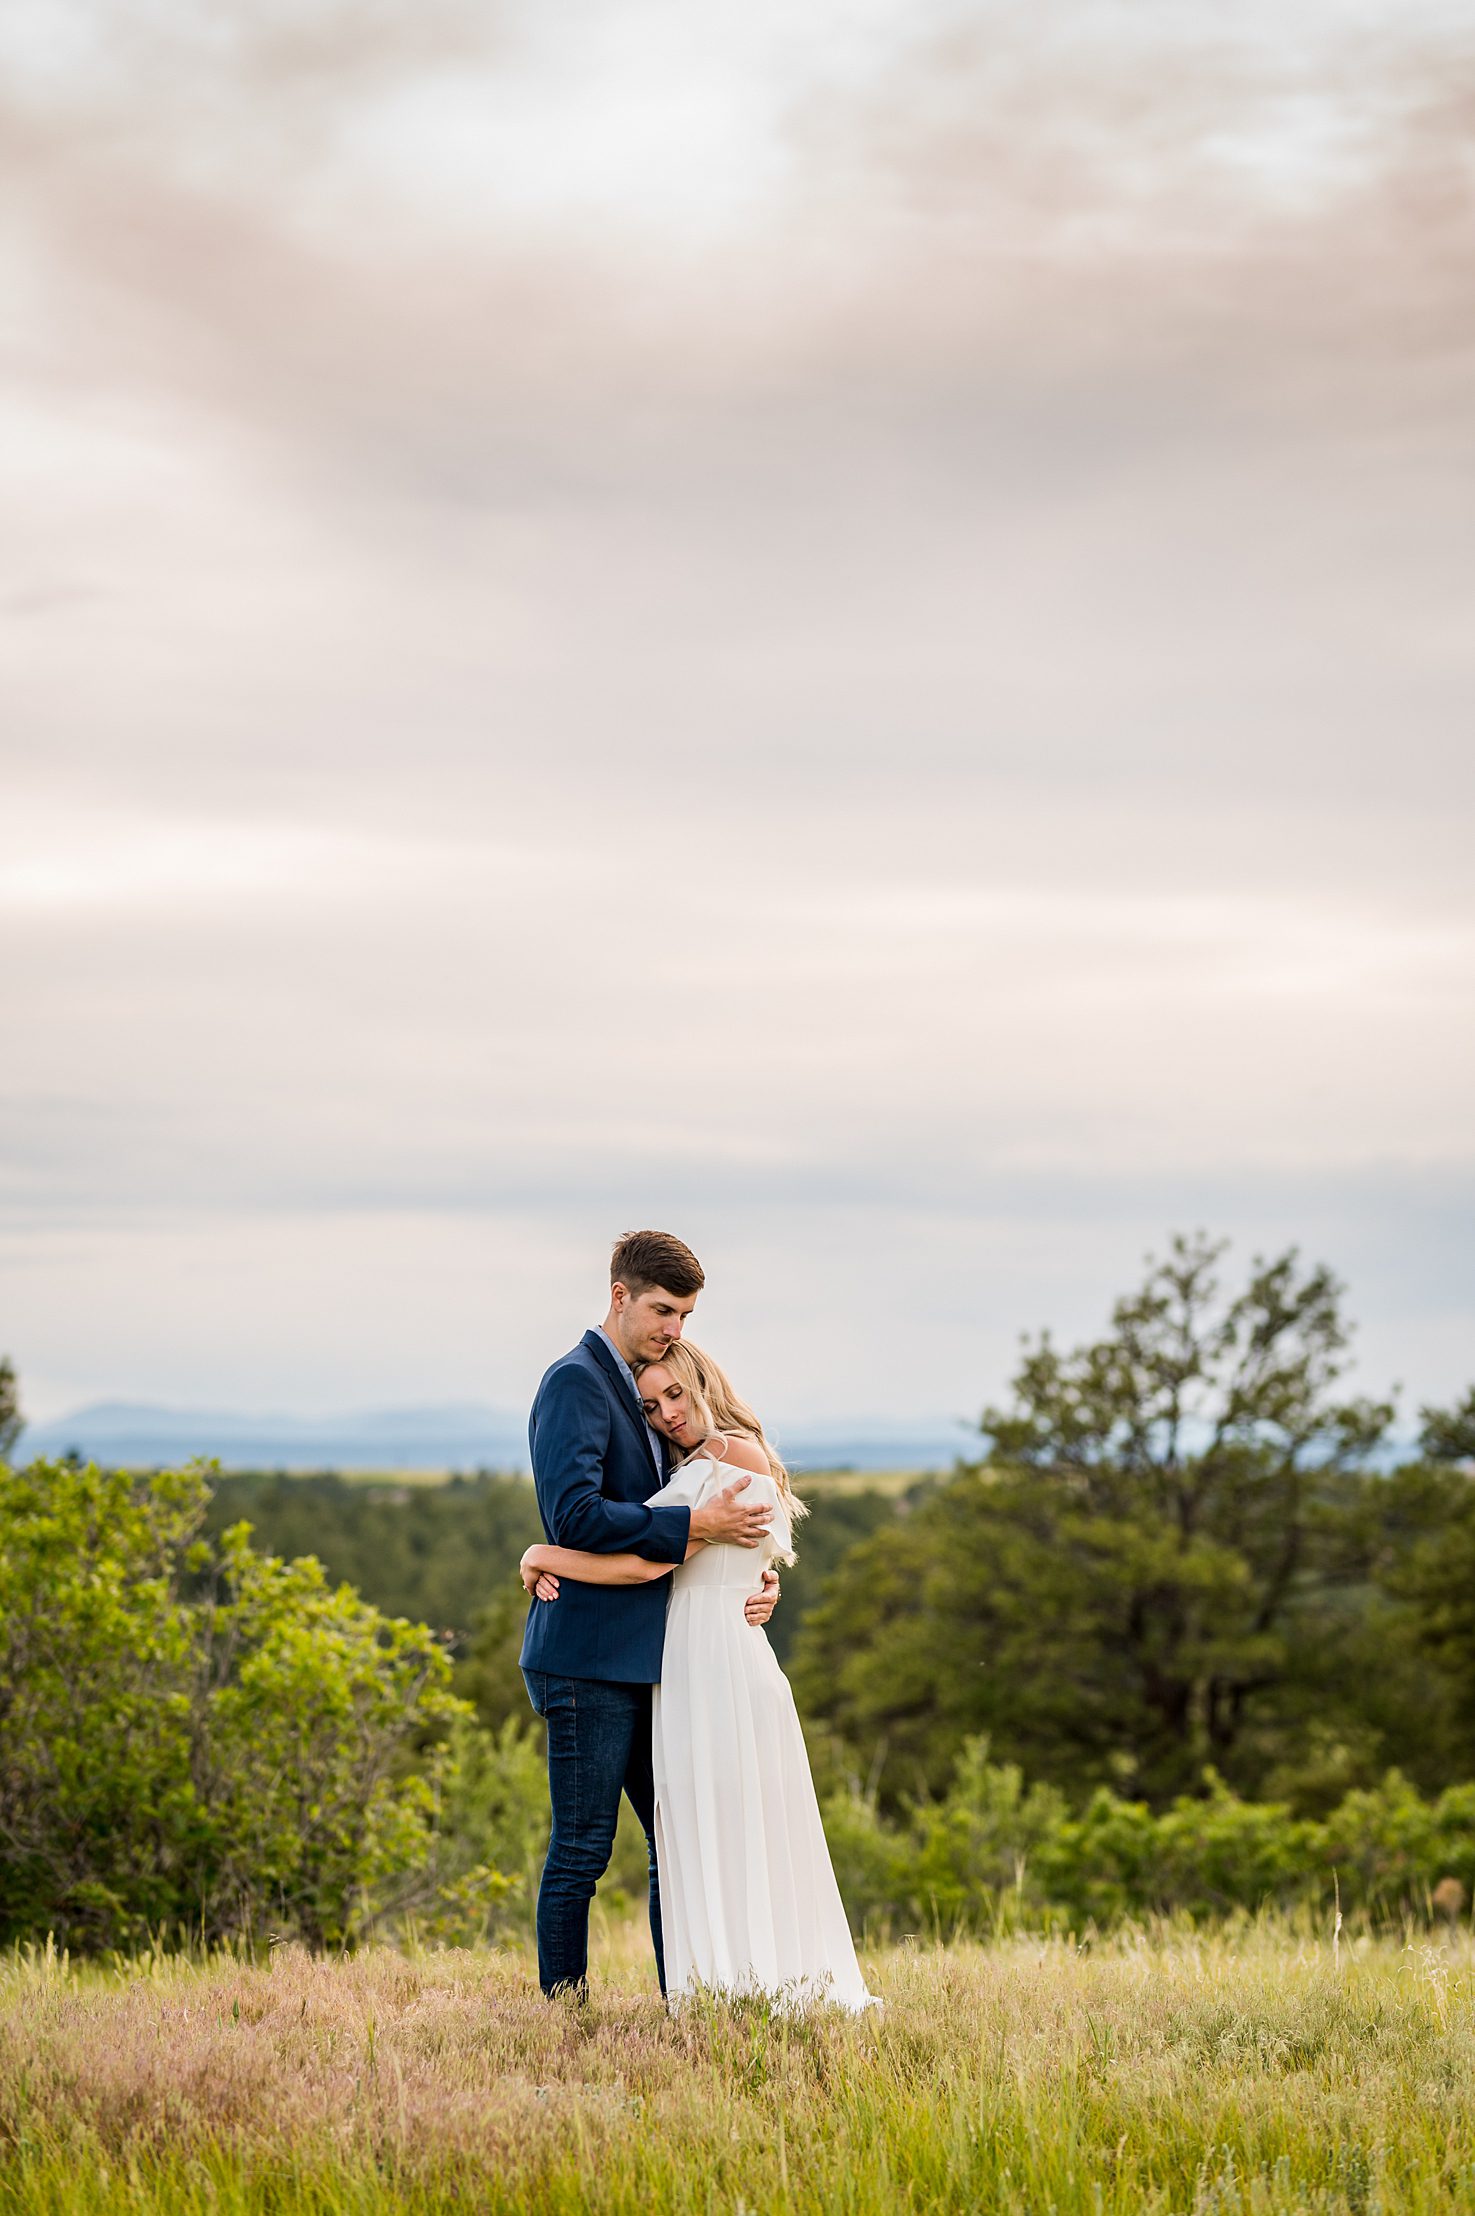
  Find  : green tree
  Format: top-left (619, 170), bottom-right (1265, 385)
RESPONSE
top-left (1420, 1386), bottom-right (1475, 1466)
top-left (793, 1235), bottom-right (1402, 1806)
top-left (0, 1457), bottom-right (483, 1951)
top-left (0, 1357), bottom-right (21, 1463)
top-left (458, 1585), bottom-right (538, 1732)
top-left (1390, 1387), bottom-right (1475, 1762)
top-left (201, 1469), bottom-right (543, 1638)
top-left (764, 1486), bottom-right (901, 1665)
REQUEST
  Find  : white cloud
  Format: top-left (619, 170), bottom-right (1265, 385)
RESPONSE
top-left (2, 0), bottom-right (1472, 1424)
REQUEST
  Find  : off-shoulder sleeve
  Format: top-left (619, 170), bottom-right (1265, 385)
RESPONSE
top-left (744, 1469), bottom-right (794, 1566)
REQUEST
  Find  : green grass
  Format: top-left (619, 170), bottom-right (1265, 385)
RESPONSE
top-left (2, 1918), bottom-right (1473, 2212)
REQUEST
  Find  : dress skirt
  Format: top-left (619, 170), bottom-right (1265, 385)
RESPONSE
top-left (650, 1460), bottom-right (875, 2012)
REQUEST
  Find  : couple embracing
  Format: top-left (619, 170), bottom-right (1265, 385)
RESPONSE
top-left (518, 1229), bottom-right (875, 2012)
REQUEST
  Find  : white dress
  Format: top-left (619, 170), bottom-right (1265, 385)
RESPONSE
top-left (651, 1455), bottom-right (876, 2012)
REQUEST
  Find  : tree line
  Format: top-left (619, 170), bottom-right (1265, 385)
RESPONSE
top-left (2, 1234), bottom-right (1473, 1952)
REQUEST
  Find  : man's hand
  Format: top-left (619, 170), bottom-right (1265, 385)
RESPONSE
top-left (690, 1474), bottom-right (772, 1549)
top-left (744, 1566), bottom-right (780, 1627)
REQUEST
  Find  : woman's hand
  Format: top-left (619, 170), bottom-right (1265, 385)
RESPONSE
top-left (744, 1566), bottom-right (780, 1626)
top-left (520, 1547), bottom-right (560, 1602)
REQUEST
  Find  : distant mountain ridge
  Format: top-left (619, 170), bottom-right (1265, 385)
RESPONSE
top-left (17, 1400), bottom-right (971, 1475)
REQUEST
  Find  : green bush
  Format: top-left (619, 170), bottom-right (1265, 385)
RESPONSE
top-left (0, 1458), bottom-right (488, 1952)
top-left (821, 1737), bottom-right (1475, 1936)
top-left (424, 1715), bottom-right (549, 1939)
top-left (1034, 1772), bottom-right (1323, 1922)
top-left (1319, 1771), bottom-right (1475, 1917)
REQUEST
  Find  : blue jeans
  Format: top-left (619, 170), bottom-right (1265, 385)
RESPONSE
top-left (522, 1670), bottom-right (665, 1999)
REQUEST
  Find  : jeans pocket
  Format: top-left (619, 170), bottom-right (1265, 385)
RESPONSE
top-left (524, 1669), bottom-right (578, 1722)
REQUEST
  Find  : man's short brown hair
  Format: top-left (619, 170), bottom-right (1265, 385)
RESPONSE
top-left (610, 1230), bottom-right (705, 1298)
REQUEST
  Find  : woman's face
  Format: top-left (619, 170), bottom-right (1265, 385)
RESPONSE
top-left (640, 1364), bottom-right (698, 1447)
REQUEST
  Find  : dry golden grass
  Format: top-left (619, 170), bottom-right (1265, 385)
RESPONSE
top-left (794, 1467), bottom-right (932, 1497)
top-left (1, 1915), bottom-right (1473, 2212)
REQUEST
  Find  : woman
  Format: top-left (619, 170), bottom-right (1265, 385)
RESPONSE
top-left (520, 1340), bottom-right (875, 2012)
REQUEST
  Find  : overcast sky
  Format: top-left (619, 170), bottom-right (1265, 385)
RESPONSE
top-left (4, 0), bottom-right (1473, 1436)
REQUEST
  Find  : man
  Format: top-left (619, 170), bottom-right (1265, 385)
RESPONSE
top-left (521, 1229), bottom-right (778, 1998)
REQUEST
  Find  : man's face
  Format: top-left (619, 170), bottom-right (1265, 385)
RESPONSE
top-left (608, 1280), bottom-right (697, 1364)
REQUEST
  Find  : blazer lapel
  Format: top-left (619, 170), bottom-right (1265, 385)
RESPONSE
top-left (582, 1330), bottom-right (660, 1476)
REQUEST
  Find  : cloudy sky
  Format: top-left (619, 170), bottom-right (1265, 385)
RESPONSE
top-left (4, 0), bottom-right (1473, 1438)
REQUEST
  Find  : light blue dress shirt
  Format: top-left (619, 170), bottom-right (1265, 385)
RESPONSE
top-left (599, 1327), bottom-right (665, 1475)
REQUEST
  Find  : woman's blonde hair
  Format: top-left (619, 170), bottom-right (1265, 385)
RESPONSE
top-left (635, 1339), bottom-right (807, 1531)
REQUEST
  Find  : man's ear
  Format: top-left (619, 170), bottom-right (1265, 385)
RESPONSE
top-left (610, 1278), bottom-right (629, 1311)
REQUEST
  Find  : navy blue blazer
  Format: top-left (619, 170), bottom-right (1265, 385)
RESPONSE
top-left (519, 1331), bottom-right (693, 1684)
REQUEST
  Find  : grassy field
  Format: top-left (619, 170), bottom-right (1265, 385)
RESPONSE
top-left (303, 1465), bottom-right (938, 1494)
top-left (264, 1469), bottom-right (514, 1488)
top-left (231, 1467), bottom-right (936, 1495)
top-left (794, 1466), bottom-right (933, 1497)
top-left (2, 1917), bottom-right (1472, 2214)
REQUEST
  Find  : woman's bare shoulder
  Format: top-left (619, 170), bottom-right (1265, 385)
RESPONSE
top-left (713, 1432), bottom-right (770, 1476)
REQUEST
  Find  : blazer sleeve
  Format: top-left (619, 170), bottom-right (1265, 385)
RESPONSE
top-left (532, 1367), bottom-right (691, 1561)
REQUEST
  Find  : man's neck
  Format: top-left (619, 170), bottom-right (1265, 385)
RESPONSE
top-left (600, 1314), bottom-right (632, 1367)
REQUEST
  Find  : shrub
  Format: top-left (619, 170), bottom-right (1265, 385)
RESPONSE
top-left (1034, 1771), bottom-right (1322, 1922)
top-left (424, 1714), bottom-right (550, 1940)
top-left (0, 1458), bottom-right (480, 1952)
top-left (819, 1737), bottom-right (1475, 1935)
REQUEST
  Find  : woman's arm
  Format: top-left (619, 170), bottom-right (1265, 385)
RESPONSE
top-left (520, 1536), bottom-right (707, 1595)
